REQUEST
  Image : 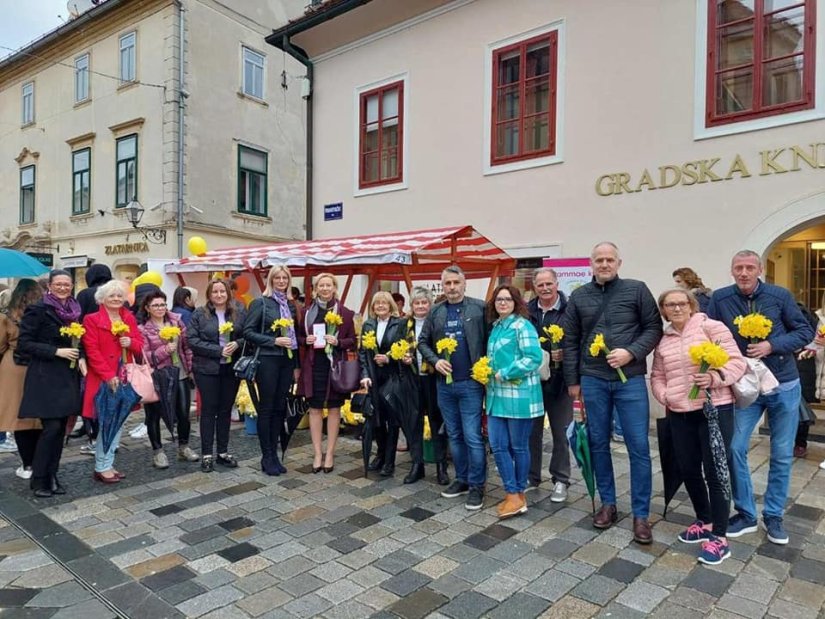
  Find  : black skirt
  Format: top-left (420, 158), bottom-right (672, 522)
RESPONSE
top-left (308, 350), bottom-right (345, 409)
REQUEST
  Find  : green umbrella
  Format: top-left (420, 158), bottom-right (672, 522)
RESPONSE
top-left (567, 419), bottom-right (596, 514)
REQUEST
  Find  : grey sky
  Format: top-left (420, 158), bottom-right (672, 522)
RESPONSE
top-left (0, 0), bottom-right (73, 59)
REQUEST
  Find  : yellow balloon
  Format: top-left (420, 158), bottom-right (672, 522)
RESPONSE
top-left (188, 236), bottom-right (208, 256)
top-left (143, 271), bottom-right (163, 287)
top-left (131, 274), bottom-right (146, 290)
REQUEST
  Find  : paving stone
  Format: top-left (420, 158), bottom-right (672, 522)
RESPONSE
top-left (756, 542), bottom-right (802, 564)
top-left (225, 555), bottom-right (271, 577)
top-left (785, 503), bottom-right (823, 522)
top-left (282, 592), bottom-right (333, 618)
top-left (539, 594), bottom-right (601, 618)
top-left (556, 558), bottom-right (598, 579)
top-left (524, 568), bottom-right (579, 602)
top-left (614, 580), bottom-right (669, 613)
top-left (176, 584), bottom-right (243, 618)
top-left (50, 598), bottom-right (117, 619)
top-left (0, 550), bottom-right (53, 572)
top-left (428, 573), bottom-right (474, 598)
top-left (278, 573), bottom-right (324, 597)
top-left (462, 533), bottom-right (498, 551)
top-left (571, 574), bottom-right (626, 606)
top-left (235, 585), bottom-right (292, 617)
top-left (716, 592), bottom-right (767, 618)
top-left (234, 571), bottom-right (278, 595)
top-left (321, 598), bottom-right (374, 619)
top-left (505, 552), bottom-right (554, 581)
top-left (536, 538), bottom-right (579, 560)
top-left (25, 581), bottom-right (92, 608)
top-left (10, 564), bottom-right (72, 589)
top-left (777, 576), bottom-right (825, 608)
top-left (681, 566), bottom-right (735, 597)
top-left (767, 598), bottom-right (819, 619)
top-left (790, 557), bottom-right (825, 584)
top-left (667, 586), bottom-right (717, 613)
top-left (595, 601), bottom-right (649, 618)
top-left (217, 516), bottom-right (255, 532)
top-left (728, 573), bottom-right (779, 604)
top-left (597, 557), bottom-right (646, 584)
top-left (216, 542), bottom-right (259, 563)
top-left (315, 578), bottom-right (365, 604)
top-left (96, 534), bottom-right (154, 559)
top-left (158, 580), bottom-right (208, 605)
top-left (346, 512), bottom-right (381, 528)
top-left (373, 550), bottom-right (420, 575)
top-left (472, 570), bottom-right (526, 602)
top-left (744, 554), bottom-right (792, 582)
top-left (449, 555), bottom-right (504, 585)
top-left (398, 507), bottom-right (435, 522)
top-left (326, 536), bottom-right (366, 555)
top-left (649, 601), bottom-right (705, 619)
top-left (141, 565), bottom-right (196, 591)
top-left (126, 552), bottom-right (185, 579)
top-left (387, 587), bottom-right (448, 619)
top-left (438, 590), bottom-right (497, 619)
top-left (150, 504), bottom-right (185, 517)
top-left (0, 587), bottom-right (41, 606)
top-left (97, 581), bottom-right (151, 617)
top-left (380, 569), bottom-right (431, 597)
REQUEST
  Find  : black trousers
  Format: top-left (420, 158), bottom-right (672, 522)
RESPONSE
top-left (256, 356), bottom-right (293, 461)
top-left (529, 384), bottom-right (573, 486)
top-left (408, 373), bottom-right (447, 466)
top-left (196, 365), bottom-right (239, 456)
top-left (31, 418), bottom-right (67, 491)
top-left (667, 405), bottom-right (734, 537)
top-left (145, 379), bottom-right (191, 450)
top-left (14, 429), bottom-right (41, 468)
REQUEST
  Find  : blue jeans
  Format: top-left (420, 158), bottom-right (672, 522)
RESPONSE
top-left (437, 379), bottom-right (486, 487)
top-left (612, 408), bottom-right (623, 437)
top-left (488, 416), bottom-right (533, 494)
top-left (95, 426), bottom-right (122, 473)
top-left (730, 383), bottom-right (800, 521)
top-left (581, 375), bottom-right (652, 518)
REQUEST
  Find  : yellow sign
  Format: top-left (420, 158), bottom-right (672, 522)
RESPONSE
top-left (105, 242), bottom-right (149, 255)
top-left (596, 143), bottom-right (825, 196)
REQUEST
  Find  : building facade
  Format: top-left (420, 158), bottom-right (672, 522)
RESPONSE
top-left (0, 0), bottom-right (307, 285)
top-left (270, 0), bottom-right (825, 304)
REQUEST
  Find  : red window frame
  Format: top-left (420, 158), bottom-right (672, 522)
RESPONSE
top-left (706, 0), bottom-right (816, 127)
top-left (358, 80), bottom-right (404, 189)
top-left (490, 31), bottom-right (558, 166)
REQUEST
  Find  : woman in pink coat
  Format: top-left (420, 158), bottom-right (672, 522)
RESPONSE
top-left (651, 288), bottom-right (746, 567)
top-left (82, 280), bottom-right (143, 483)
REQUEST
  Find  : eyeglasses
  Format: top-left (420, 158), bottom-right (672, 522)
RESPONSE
top-left (663, 302), bottom-right (690, 310)
top-left (495, 297), bottom-right (514, 303)
top-left (149, 303), bottom-right (168, 309)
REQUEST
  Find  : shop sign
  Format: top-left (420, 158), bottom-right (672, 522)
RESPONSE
top-left (26, 252), bottom-right (53, 267)
top-left (60, 255), bottom-right (89, 268)
top-left (104, 242), bottom-right (149, 255)
top-left (543, 258), bottom-right (592, 298)
top-left (596, 142), bottom-right (825, 196)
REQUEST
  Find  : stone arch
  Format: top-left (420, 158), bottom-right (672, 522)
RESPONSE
top-left (741, 190), bottom-right (825, 258)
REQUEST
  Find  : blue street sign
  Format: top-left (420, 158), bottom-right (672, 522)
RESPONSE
top-left (324, 202), bottom-right (343, 221)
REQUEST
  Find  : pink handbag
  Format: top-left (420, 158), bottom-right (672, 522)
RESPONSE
top-left (125, 356), bottom-right (159, 403)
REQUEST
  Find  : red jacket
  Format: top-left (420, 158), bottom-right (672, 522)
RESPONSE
top-left (81, 306), bottom-right (143, 419)
top-left (297, 301), bottom-right (356, 399)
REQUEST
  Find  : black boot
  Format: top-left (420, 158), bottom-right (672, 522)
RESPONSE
top-left (436, 461), bottom-right (450, 486)
top-left (51, 475), bottom-right (66, 495)
top-left (380, 427), bottom-right (399, 477)
top-left (368, 456), bottom-right (385, 471)
top-left (403, 462), bottom-right (425, 484)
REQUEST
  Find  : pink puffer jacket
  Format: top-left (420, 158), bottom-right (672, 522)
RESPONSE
top-left (651, 313), bottom-right (746, 412)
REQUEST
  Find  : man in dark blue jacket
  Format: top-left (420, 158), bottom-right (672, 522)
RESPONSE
top-left (707, 250), bottom-right (814, 545)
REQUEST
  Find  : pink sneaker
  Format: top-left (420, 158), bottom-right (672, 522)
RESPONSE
top-left (678, 521), bottom-right (712, 544)
top-left (698, 536), bottom-right (730, 565)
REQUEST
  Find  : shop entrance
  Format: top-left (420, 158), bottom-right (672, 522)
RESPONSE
top-left (766, 222), bottom-right (825, 312)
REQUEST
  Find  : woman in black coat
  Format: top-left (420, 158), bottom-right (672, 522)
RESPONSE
top-left (188, 279), bottom-right (245, 473)
top-left (243, 265), bottom-right (299, 476)
top-left (359, 291), bottom-right (409, 478)
top-left (17, 270), bottom-right (83, 498)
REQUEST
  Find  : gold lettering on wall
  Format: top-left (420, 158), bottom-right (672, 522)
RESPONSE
top-left (105, 242), bottom-right (149, 255)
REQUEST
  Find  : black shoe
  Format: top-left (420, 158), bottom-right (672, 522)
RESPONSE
top-left (379, 463), bottom-right (395, 477)
top-left (260, 456), bottom-right (270, 473)
top-left (33, 488), bottom-right (53, 498)
top-left (201, 456), bottom-right (214, 473)
top-left (216, 454), bottom-right (238, 468)
top-left (403, 463), bottom-right (425, 485)
top-left (367, 457), bottom-right (384, 472)
top-left (436, 462), bottom-right (450, 486)
top-left (441, 480), bottom-right (469, 498)
top-left (51, 476), bottom-right (66, 495)
top-left (265, 457), bottom-right (281, 476)
top-left (465, 486), bottom-right (484, 511)
top-left (275, 461), bottom-right (287, 474)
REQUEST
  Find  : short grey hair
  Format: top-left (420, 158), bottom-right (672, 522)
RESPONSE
top-left (732, 249), bottom-right (762, 267)
top-left (410, 286), bottom-right (432, 304)
top-left (591, 241), bottom-right (620, 259)
top-left (441, 265), bottom-right (465, 280)
top-left (532, 267), bottom-right (558, 283)
top-left (94, 279), bottom-right (127, 303)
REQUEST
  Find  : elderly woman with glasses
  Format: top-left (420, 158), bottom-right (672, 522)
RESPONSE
top-left (651, 288), bottom-right (745, 566)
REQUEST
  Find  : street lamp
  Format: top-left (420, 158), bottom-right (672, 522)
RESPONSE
top-left (125, 200), bottom-right (167, 244)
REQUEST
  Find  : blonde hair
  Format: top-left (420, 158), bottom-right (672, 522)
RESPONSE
top-left (657, 288), bottom-right (699, 318)
top-left (369, 291), bottom-right (399, 318)
top-left (263, 264), bottom-right (293, 297)
top-left (313, 272), bottom-right (338, 294)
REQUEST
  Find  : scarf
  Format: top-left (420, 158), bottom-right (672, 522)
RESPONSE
top-left (305, 297), bottom-right (335, 332)
top-left (272, 291), bottom-right (297, 351)
top-left (43, 292), bottom-right (81, 325)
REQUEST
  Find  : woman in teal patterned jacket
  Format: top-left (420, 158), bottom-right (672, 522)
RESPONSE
top-left (486, 284), bottom-right (544, 520)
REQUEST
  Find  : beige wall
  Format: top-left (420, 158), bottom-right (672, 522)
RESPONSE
top-left (306, 0), bottom-right (825, 299)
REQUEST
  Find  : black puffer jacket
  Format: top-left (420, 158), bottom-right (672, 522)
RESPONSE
top-left (562, 277), bottom-right (662, 384)
top-left (77, 263), bottom-right (112, 320)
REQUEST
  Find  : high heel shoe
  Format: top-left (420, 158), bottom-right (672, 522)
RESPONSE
top-left (312, 457), bottom-right (323, 474)
top-left (323, 457), bottom-right (334, 474)
top-left (93, 471), bottom-right (120, 484)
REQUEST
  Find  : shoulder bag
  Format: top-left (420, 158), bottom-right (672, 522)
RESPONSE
top-left (125, 354), bottom-right (159, 403)
top-left (330, 352), bottom-right (361, 394)
top-left (233, 301), bottom-right (265, 381)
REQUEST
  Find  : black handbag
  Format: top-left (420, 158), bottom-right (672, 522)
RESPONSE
top-left (350, 391), bottom-right (374, 418)
top-left (233, 301), bottom-right (265, 381)
top-left (330, 356), bottom-right (361, 394)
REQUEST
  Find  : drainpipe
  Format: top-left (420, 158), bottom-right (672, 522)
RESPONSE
top-left (281, 36), bottom-right (313, 241)
top-left (176, 1), bottom-right (186, 258)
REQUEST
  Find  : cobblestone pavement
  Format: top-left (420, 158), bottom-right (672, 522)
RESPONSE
top-left (0, 420), bottom-right (824, 618)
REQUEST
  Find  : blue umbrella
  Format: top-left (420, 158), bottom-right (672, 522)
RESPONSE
top-left (0, 248), bottom-right (49, 278)
top-left (95, 382), bottom-right (141, 453)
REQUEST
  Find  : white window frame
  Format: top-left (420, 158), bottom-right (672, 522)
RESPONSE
top-left (353, 72), bottom-right (410, 197)
top-left (242, 46), bottom-right (265, 100)
top-left (21, 82), bottom-right (34, 125)
top-left (482, 20), bottom-right (566, 176)
top-left (75, 53), bottom-right (90, 102)
top-left (119, 32), bottom-right (136, 84)
top-left (693, 0), bottom-right (825, 140)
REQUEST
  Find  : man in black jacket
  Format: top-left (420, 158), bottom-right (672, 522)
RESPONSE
top-left (526, 268), bottom-right (572, 502)
top-left (562, 242), bottom-right (662, 543)
top-left (419, 266), bottom-right (488, 511)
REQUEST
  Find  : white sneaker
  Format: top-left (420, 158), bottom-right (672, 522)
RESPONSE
top-left (0, 441), bottom-right (18, 453)
top-left (820, 460), bottom-right (825, 470)
top-left (15, 466), bottom-right (32, 479)
top-left (550, 481), bottom-right (568, 503)
top-left (79, 441), bottom-right (96, 455)
top-left (129, 423), bottom-right (148, 439)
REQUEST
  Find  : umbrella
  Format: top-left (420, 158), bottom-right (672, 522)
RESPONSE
top-left (702, 394), bottom-right (731, 501)
top-left (656, 416), bottom-right (683, 517)
top-left (0, 248), bottom-right (49, 278)
top-left (380, 367), bottom-right (420, 451)
top-left (280, 385), bottom-right (308, 458)
top-left (566, 419), bottom-right (597, 514)
top-left (349, 391), bottom-right (375, 476)
top-left (95, 381), bottom-right (141, 453)
top-left (152, 365), bottom-right (181, 437)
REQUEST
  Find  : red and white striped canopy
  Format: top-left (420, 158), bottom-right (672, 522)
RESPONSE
top-left (165, 226), bottom-right (514, 279)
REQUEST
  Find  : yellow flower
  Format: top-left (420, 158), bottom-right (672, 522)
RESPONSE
top-left (110, 320), bottom-right (130, 336)
top-left (436, 337), bottom-right (458, 355)
top-left (361, 330), bottom-right (378, 351)
top-left (60, 322), bottom-right (86, 339)
top-left (271, 318), bottom-right (294, 331)
top-left (423, 416), bottom-right (432, 440)
top-left (219, 321), bottom-right (234, 335)
top-left (324, 313), bottom-right (343, 327)
top-left (389, 339), bottom-right (411, 361)
top-left (543, 324), bottom-right (564, 344)
top-left (688, 341), bottom-right (729, 369)
top-left (158, 325), bottom-right (182, 342)
top-left (471, 356), bottom-right (493, 385)
top-left (819, 325), bottom-right (825, 338)
top-left (589, 333), bottom-right (606, 357)
top-left (236, 381), bottom-right (257, 417)
top-left (734, 312), bottom-right (772, 341)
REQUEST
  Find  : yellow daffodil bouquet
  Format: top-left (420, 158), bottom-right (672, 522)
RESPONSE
top-left (324, 312), bottom-right (343, 354)
top-left (110, 320), bottom-right (130, 363)
top-left (733, 312), bottom-right (772, 344)
top-left (361, 330), bottom-right (377, 354)
top-left (271, 317), bottom-right (295, 359)
top-left (436, 336), bottom-right (459, 384)
top-left (540, 324), bottom-right (565, 368)
top-left (688, 340), bottom-right (730, 399)
top-left (389, 339), bottom-right (411, 362)
top-left (159, 325), bottom-right (183, 366)
top-left (219, 321), bottom-right (234, 362)
top-left (59, 322), bottom-right (86, 369)
top-left (590, 333), bottom-right (627, 383)
top-left (471, 356), bottom-right (493, 385)
top-left (236, 380), bottom-right (257, 418)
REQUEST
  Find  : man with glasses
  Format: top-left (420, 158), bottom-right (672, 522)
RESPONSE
top-left (526, 268), bottom-right (572, 502)
top-left (562, 242), bottom-right (662, 543)
top-left (707, 250), bottom-right (813, 545)
top-left (419, 266), bottom-right (489, 510)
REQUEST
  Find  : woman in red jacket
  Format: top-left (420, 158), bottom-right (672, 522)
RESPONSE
top-left (82, 280), bottom-right (143, 483)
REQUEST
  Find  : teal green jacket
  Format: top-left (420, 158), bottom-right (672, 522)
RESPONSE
top-left (486, 314), bottom-right (544, 419)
